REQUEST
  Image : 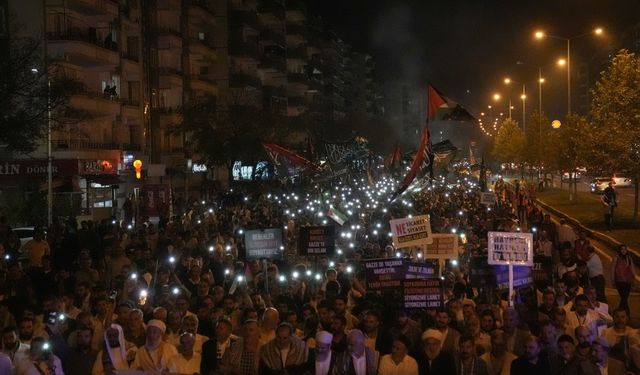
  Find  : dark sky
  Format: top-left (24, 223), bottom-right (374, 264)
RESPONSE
top-left (309, 0), bottom-right (640, 119)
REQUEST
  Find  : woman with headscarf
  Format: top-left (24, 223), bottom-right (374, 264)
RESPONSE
top-left (92, 323), bottom-right (137, 375)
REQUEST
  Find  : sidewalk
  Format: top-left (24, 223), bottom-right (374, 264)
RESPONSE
top-left (536, 188), bottom-right (640, 252)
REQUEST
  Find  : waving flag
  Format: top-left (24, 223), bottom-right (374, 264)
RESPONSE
top-left (390, 127), bottom-right (430, 201)
top-left (428, 84), bottom-right (475, 122)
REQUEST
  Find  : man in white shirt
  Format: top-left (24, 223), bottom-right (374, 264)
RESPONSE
top-left (584, 285), bottom-right (611, 322)
top-left (2, 326), bottom-right (30, 364)
top-left (565, 295), bottom-right (610, 340)
top-left (377, 335), bottom-right (418, 375)
top-left (600, 308), bottom-right (639, 349)
top-left (311, 331), bottom-right (334, 375)
top-left (557, 219), bottom-right (577, 246)
top-left (131, 319), bottom-right (177, 372)
top-left (585, 247), bottom-right (606, 302)
top-left (167, 332), bottom-right (201, 374)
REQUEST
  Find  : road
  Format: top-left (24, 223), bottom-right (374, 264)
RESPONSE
top-left (504, 176), bottom-right (640, 322)
top-left (552, 177), bottom-right (636, 209)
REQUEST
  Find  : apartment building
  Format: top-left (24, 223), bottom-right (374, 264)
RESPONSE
top-left (2, 0), bottom-right (383, 219)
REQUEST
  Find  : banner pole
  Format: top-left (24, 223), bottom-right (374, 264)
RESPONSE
top-left (508, 264), bottom-right (514, 307)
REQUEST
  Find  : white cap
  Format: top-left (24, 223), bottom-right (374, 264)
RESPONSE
top-left (147, 319), bottom-right (166, 334)
top-left (315, 330), bottom-right (333, 344)
top-left (422, 329), bottom-right (443, 342)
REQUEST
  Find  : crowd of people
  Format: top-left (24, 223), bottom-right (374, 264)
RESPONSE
top-left (0, 172), bottom-right (636, 375)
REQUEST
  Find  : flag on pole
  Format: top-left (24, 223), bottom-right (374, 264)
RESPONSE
top-left (390, 127), bottom-right (430, 200)
top-left (427, 84), bottom-right (476, 122)
top-left (327, 205), bottom-right (349, 226)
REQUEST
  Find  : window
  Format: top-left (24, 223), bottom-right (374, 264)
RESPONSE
top-left (198, 32), bottom-right (206, 41)
top-left (199, 66), bottom-right (209, 75)
top-left (127, 36), bottom-right (139, 61)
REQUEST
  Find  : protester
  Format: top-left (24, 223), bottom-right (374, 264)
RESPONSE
top-left (0, 172), bottom-right (638, 375)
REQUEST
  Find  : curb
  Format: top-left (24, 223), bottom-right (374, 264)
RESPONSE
top-left (536, 198), bottom-right (640, 266)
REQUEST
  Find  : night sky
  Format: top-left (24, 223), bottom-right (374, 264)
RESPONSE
top-left (309, 0), bottom-right (640, 119)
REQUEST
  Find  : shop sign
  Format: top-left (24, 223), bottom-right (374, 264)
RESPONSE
top-left (78, 159), bottom-right (118, 175)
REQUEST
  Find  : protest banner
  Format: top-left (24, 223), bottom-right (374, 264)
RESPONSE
top-left (532, 255), bottom-right (554, 288)
top-left (403, 279), bottom-right (443, 310)
top-left (364, 258), bottom-right (405, 289)
top-left (469, 256), bottom-right (496, 288)
top-left (487, 231), bottom-right (534, 306)
top-left (298, 225), bottom-right (335, 256)
top-left (424, 234), bottom-right (459, 259)
top-left (494, 265), bottom-right (534, 290)
top-left (390, 215), bottom-right (433, 248)
top-left (487, 232), bottom-right (534, 266)
top-left (405, 261), bottom-right (439, 279)
top-left (480, 192), bottom-right (497, 205)
top-left (244, 229), bottom-right (283, 259)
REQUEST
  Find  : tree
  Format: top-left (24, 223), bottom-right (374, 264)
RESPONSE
top-left (523, 110), bottom-right (553, 178)
top-left (176, 92), bottom-right (292, 181)
top-left (552, 113), bottom-right (592, 202)
top-left (492, 118), bottom-right (524, 170)
top-left (0, 31), bottom-right (79, 153)
top-left (590, 49), bottom-right (640, 221)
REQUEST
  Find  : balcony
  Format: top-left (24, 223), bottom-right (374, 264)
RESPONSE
top-left (47, 32), bottom-right (119, 68)
top-left (287, 46), bottom-right (306, 59)
top-left (190, 39), bottom-right (217, 59)
top-left (287, 96), bottom-right (306, 107)
top-left (190, 75), bottom-right (218, 94)
top-left (230, 73), bottom-right (262, 89)
top-left (69, 94), bottom-right (121, 116)
top-left (189, 0), bottom-right (215, 17)
top-left (286, 23), bottom-right (306, 36)
top-left (287, 72), bottom-right (307, 83)
top-left (60, 0), bottom-right (118, 20)
top-left (260, 29), bottom-right (285, 46)
top-left (259, 55), bottom-right (286, 72)
top-left (52, 139), bottom-right (138, 151)
top-left (229, 38), bottom-right (260, 59)
top-left (230, 10), bottom-right (259, 29)
top-left (159, 68), bottom-right (183, 89)
top-left (257, 0), bottom-right (285, 15)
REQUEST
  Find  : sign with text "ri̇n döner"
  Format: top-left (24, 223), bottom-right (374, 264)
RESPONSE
top-left (244, 229), bottom-right (283, 260)
top-left (389, 215), bottom-right (433, 248)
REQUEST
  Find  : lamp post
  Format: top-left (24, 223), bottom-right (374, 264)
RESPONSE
top-left (534, 27), bottom-right (604, 114)
top-left (504, 78), bottom-right (527, 133)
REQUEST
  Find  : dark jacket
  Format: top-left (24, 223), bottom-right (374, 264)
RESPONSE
top-left (510, 354), bottom-right (551, 375)
top-left (302, 350), bottom-right (337, 375)
top-left (415, 350), bottom-right (456, 375)
top-left (332, 347), bottom-right (378, 375)
top-left (201, 335), bottom-right (244, 375)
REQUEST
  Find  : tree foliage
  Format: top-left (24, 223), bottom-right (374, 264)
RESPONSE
top-left (590, 49), bottom-right (640, 219)
top-left (176, 92), bottom-right (293, 172)
top-left (0, 32), bottom-right (80, 153)
top-left (491, 118), bottom-right (524, 164)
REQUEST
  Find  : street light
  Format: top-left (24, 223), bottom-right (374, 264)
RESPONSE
top-left (493, 93), bottom-right (512, 120)
top-left (534, 27), bottom-right (604, 114)
top-left (504, 77), bottom-right (527, 132)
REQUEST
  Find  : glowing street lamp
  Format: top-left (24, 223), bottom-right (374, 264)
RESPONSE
top-left (534, 27), bottom-right (604, 114)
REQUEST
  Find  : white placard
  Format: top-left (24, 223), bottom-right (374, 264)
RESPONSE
top-left (390, 215), bottom-right (433, 248)
top-left (487, 231), bottom-right (533, 266)
top-left (480, 192), bottom-right (497, 205)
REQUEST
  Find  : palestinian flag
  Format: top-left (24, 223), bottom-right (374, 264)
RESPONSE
top-left (327, 205), bottom-right (349, 226)
top-left (428, 84), bottom-right (476, 122)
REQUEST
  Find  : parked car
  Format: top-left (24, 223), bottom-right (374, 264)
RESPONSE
top-left (591, 178), bottom-right (612, 194)
top-left (612, 174), bottom-right (633, 188)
